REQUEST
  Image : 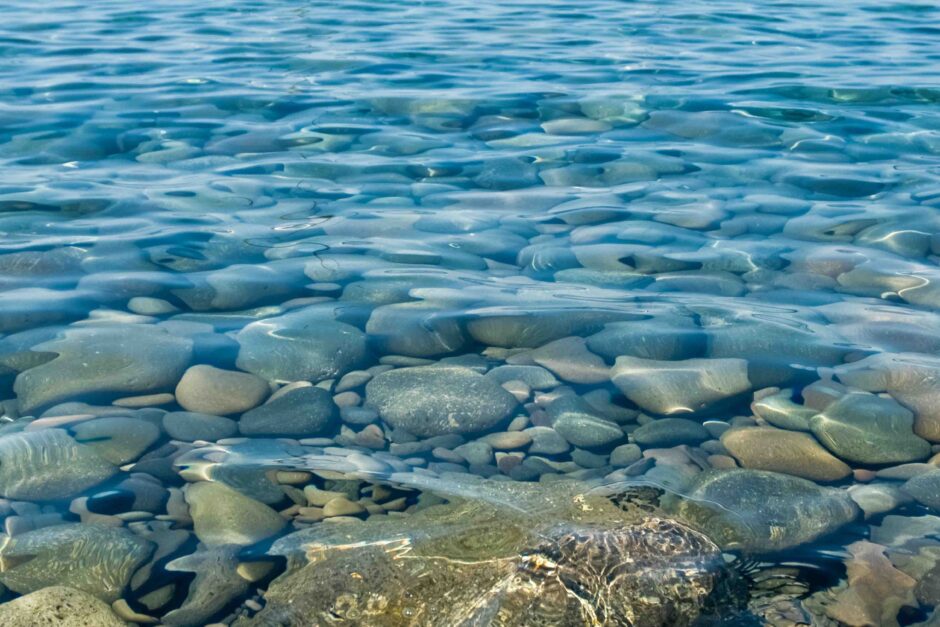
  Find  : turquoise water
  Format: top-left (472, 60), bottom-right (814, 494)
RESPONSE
top-left (2, 0), bottom-right (940, 624)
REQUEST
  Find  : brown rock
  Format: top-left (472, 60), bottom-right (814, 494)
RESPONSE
top-left (481, 431), bottom-right (532, 450)
top-left (721, 427), bottom-right (851, 482)
top-left (175, 365), bottom-right (269, 415)
top-left (826, 541), bottom-right (916, 627)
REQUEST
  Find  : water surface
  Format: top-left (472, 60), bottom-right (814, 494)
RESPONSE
top-left (1, 0), bottom-right (940, 624)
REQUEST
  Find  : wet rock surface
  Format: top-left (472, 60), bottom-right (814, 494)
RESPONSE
top-left (0, 586), bottom-right (128, 626)
top-left (236, 479), bottom-right (739, 627)
top-left (809, 391), bottom-right (931, 465)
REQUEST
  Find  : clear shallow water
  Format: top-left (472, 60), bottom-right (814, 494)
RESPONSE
top-left (1, 0), bottom-right (940, 624)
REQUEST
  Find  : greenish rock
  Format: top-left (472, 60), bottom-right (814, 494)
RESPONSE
top-left (751, 389), bottom-right (816, 431)
top-left (71, 417), bottom-right (161, 465)
top-left (663, 469), bottom-right (858, 552)
top-left (206, 459), bottom-right (293, 505)
top-left (611, 356), bottom-right (750, 415)
top-left (809, 392), bottom-right (931, 465)
top-left (185, 481), bottom-right (286, 546)
top-left (525, 426), bottom-right (570, 455)
top-left (903, 470), bottom-right (940, 511)
top-left (366, 366), bottom-right (517, 438)
top-left (235, 307), bottom-right (368, 383)
top-left (632, 418), bottom-right (710, 447)
top-left (0, 429), bottom-right (116, 500)
top-left (14, 324), bottom-right (193, 413)
top-left (0, 524), bottom-right (154, 602)
top-left (571, 448), bottom-right (609, 468)
top-left (528, 336), bottom-right (610, 384)
top-left (610, 443), bottom-right (643, 467)
top-left (453, 441), bottom-right (494, 466)
top-left (237, 478), bottom-right (744, 627)
top-left (552, 413), bottom-right (623, 448)
top-left (0, 586), bottom-right (128, 627)
top-left (163, 411), bottom-right (237, 441)
top-left (239, 386), bottom-right (338, 436)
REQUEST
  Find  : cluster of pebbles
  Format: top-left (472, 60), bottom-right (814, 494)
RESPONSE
top-left (5, 131), bottom-right (940, 624)
top-left (1, 5), bottom-right (940, 623)
top-left (3, 253), bottom-right (940, 624)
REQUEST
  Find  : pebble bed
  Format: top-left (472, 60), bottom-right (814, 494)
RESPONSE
top-left (1, 0), bottom-right (940, 625)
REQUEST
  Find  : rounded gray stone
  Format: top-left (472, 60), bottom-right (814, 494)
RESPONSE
top-left (164, 411), bottom-right (238, 442)
top-left (366, 366), bottom-right (517, 438)
top-left (610, 443), bottom-right (643, 467)
top-left (751, 389), bottom-right (816, 431)
top-left (552, 414), bottom-right (623, 449)
top-left (454, 441), bottom-right (494, 466)
top-left (525, 426), bottom-right (571, 455)
top-left (611, 356), bottom-right (750, 415)
top-left (903, 469), bottom-right (940, 511)
top-left (366, 302), bottom-right (466, 357)
top-left (632, 418), bottom-right (710, 447)
top-left (239, 386), bottom-right (338, 436)
top-left (485, 365), bottom-right (559, 390)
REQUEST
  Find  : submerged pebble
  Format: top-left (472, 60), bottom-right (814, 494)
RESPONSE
top-left (175, 365), bottom-right (269, 416)
top-left (665, 469), bottom-right (859, 552)
top-left (810, 392), bottom-right (931, 465)
top-left (235, 309), bottom-right (368, 383)
top-left (239, 385), bottom-right (338, 436)
top-left (721, 426), bottom-right (851, 481)
top-left (14, 325), bottom-right (193, 413)
top-left (366, 366), bottom-right (517, 437)
top-left (611, 356), bottom-right (750, 415)
top-left (185, 481), bottom-right (286, 547)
